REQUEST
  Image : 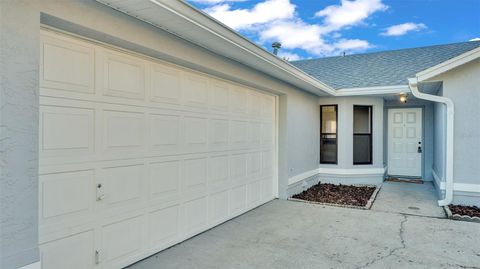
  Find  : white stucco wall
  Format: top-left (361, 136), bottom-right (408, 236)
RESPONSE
top-left (433, 94), bottom-right (446, 181)
top-left (0, 1), bottom-right (323, 267)
top-left (0, 2), bottom-right (40, 268)
top-left (431, 59), bottom-right (480, 186)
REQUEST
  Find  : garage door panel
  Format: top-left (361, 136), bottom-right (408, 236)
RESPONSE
top-left (40, 31), bottom-right (276, 269)
top-left (102, 50), bottom-right (146, 100)
top-left (248, 91), bottom-right (262, 116)
top-left (184, 197), bottom-right (208, 236)
top-left (40, 105), bottom-right (95, 158)
top-left (40, 170), bottom-right (94, 222)
top-left (209, 80), bottom-right (229, 112)
top-left (41, 230), bottom-right (95, 269)
top-left (183, 73), bottom-right (209, 109)
top-left (150, 63), bottom-right (182, 105)
top-left (247, 180), bottom-right (262, 206)
top-left (40, 33), bottom-right (95, 94)
top-left (230, 86), bottom-right (247, 114)
top-left (261, 177), bottom-right (274, 201)
top-left (149, 160), bottom-right (180, 202)
top-left (102, 215), bottom-right (143, 264)
top-left (208, 155), bottom-right (229, 189)
top-left (262, 150), bottom-right (273, 177)
top-left (249, 121), bottom-right (262, 146)
top-left (208, 190), bottom-right (229, 225)
top-left (183, 157), bottom-right (208, 195)
top-left (230, 153), bottom-right (248, 184)
top-left (184, 116), bottom-right (208, 153)
top-left (209, 119), bottom-right (229, 151)
top-left (230, 185), bottom-right (247, 215)
top-left (103, 110), bottom-right (145, 154)
top-left (262, 96), bottom-right (275, 119)
top-left (262, 122), bottom-right (274, 145)
top-left (149, 113), bottom-right (181, 154)
top-left (148, 205), bottom-right (180, 247)
top-left (230, 120), bottom-right (249, 149)
top-left (100, 164), bottom-right (144, 211)
top-left (247, 152), bottom-right (262, 178)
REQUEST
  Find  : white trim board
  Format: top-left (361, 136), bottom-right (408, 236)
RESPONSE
top-left (335, 85), bottom-right (409, 96)
top-left (417, 47), bottom-right (480, 82)
top-left (432, 169), bottom-right (480, 193)
top-left (288, 167), bottom-right (386, 185)
top-left (288, 169), bottom-right (319, 185)
top-left (17, 262), bottom-right (41, 269)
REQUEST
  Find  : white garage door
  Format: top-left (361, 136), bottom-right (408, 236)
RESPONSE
top-left (38, 29), bottom-right (276, 269)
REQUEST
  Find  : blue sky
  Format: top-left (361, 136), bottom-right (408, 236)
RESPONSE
top-left (187, 0), bottom-right (480, 60)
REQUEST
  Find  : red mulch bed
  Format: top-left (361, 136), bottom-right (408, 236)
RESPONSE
top-left (449, 205), bottom-right (480, 218)
top-left (292, 183), bottom-right (376, 207)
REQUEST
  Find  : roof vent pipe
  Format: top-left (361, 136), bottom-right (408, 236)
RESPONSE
top-left (272, 42), bottom-right (281, 55)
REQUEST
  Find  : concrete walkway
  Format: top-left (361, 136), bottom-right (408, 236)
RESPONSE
top-left (128, 199), bottom-right (480, 269)
top-left (372, 181), bottom-right (446, 218)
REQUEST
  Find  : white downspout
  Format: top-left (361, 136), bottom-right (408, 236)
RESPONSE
top-left (408, 78), bottom-right (454, 206)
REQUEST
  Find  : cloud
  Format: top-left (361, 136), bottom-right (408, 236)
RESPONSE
top-left (190, 0), bottom-right (246, 4)
top-left (381, 22), bottom-right (427, 36)
top-left (259, 20), bottom-right (371, 56)
top-left (334, 39), bottom-right (371, 51)
top-left (277, 51), bottom-right (302, 61)
top-left (202, 0), bottom-right (386, 56)
top-left (259, 20), bottom-right (331, 55)
top-left (205, 0), bottom-right (295, 30)
top-left (470, 37), bottom-right (480, 41)
top-left (315, 0), bottom-right (388, 31)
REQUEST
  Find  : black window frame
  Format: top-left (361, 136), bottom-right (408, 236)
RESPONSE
top-left (353, 105), bottom-right (373, 165)
top-left (320, 105), bottom-right (338, 164)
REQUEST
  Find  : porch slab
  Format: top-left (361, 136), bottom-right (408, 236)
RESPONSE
top-left (372, 181), bottom-right (446, 218)
top-left (128, 200), bottom-right (479, 269)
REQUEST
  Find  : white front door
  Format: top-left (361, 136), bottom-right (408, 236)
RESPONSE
top-left (388, 108), bottom-right (422, 177)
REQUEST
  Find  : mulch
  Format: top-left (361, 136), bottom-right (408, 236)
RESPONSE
top-left (292, 183), bottom-right (376, 207)
top-left (448, 205), bottom-right (480, 218)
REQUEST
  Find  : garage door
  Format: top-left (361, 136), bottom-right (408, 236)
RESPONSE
top-left (38, 29), bottom-right (276, 269)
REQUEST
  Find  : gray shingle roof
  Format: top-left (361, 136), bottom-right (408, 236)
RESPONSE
top-left (290, 41), bottom-right (480, 89)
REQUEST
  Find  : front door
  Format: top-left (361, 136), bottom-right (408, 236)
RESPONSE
top-left (388, 108), bottom-right (422, 177)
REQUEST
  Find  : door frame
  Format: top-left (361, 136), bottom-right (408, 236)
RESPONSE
top-left (387, 106), bottom-right (424, 178)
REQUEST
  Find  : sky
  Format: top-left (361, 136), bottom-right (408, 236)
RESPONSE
top-left (187, 0), bottom-right (480, 61)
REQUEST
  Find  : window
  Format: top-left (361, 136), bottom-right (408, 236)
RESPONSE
top-left (353, 105), bottom-right (372, 165)
top-left (320, 105), bottom-right (337, 164)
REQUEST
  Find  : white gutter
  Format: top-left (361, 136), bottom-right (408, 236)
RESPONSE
top-left (408, 77), bottom-right (454, 206)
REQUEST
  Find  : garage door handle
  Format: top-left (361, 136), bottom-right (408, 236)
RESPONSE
top-left (97, 184), bottom-right (106, 201)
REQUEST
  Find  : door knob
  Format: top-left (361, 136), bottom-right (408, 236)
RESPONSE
top-left (417, 146), bottom-right (422, 153)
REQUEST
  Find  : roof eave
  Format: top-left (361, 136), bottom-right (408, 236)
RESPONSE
top-left (416, 46), bottom-right (480, 82)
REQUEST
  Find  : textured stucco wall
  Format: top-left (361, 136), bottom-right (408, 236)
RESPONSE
top-left (0, 1), bottom-right (40, 268)
top-left (433, 59), bottom-right (480, 185)
top-left (433, 97), bottom-right (446, 181)
top-left (384, 99), bottom-right (435, 181)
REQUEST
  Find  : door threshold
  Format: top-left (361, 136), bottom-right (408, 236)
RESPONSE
top-left (385, 177), bottom-right (424, 184)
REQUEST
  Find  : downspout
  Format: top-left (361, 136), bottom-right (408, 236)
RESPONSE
top-left (408, 78), bottom-right (454, 206)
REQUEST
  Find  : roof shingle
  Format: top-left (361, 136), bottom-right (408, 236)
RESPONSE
top-left (291, 41), bottom-right (480, 89)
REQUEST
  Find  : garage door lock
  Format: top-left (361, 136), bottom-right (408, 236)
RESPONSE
top-left (95, 249), bottom-right (103, 264)
top-left (96, 184), bottom-right (105, 201)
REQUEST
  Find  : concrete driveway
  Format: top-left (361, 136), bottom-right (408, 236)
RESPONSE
top-left (127, 199), bottom-right (480, 269)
